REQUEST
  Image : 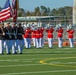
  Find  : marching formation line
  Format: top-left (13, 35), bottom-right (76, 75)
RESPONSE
top-left (0, 69), bottom-right (76, 75)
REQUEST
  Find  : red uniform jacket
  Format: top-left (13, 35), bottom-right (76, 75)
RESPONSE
top-left (40, 28), bottom-right (44, 38)
top-left (67, 29), bottom-right (74, 38)
top-left (31, 30), bottom-right (36, 38)
top-left (23, 28), bottom-right (31, 38)
top-left (35, 29), bottom-right (40, 39)
top-left (56, 27), bottom-right (63, 38)
top-left (46, 27), bottom-right (54, 38)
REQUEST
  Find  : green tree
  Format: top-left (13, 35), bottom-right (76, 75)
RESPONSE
top-left (40, 5), bottom-right (47, 16)
top-left (46, 7), bottom-right (51, 16)
top-left (18, 8), bottom-right (26, 17)
top-left (64, 6), bottom-right (72, 17)
top-left (50, 8), bottom-right (58, 16)
top-left (17, 6), bottom-right (72, 17)
top-left (26, 11), bottom-right (31, 16)
top-left (18, 12), bottom-right (22, 17)
top-left (57, 7), bottom-right (65, 16)
top-left (34, 7), bottom-right (41, 16)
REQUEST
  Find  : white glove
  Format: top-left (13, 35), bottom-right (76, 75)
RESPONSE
top-left (3, 33), bottom-right (5, 35)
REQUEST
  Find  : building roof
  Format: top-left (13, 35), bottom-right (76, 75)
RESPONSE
top-left (6, 16), bottom-right (68, 22)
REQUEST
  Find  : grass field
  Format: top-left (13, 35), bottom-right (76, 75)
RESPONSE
top-left (0, 45), bottom-right (76, 75)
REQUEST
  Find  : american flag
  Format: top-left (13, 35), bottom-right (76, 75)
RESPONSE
top-left (0, 0), bottom-right (11, 22)
top-left (12, 0), bottom-right (17, 22)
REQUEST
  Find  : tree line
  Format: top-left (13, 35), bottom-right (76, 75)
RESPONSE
top-left (18, 6), bottom-right (72, 17)
top-left (0, 5), bottom-right (72, 18)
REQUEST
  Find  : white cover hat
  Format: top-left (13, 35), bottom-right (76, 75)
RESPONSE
top-left (47, 23), bottom-right (50, 27)
top-left (38, 22), bottom-right (40, 27)
top-left (40, 22), bottom-right (42, 27)
top-left (58, 23), bottom-right (62, 27)
top-left (27, 23), bottom-right (30, 27)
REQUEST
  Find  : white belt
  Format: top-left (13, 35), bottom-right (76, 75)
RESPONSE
top-left (59, 33), bottom-right (62, 34)
top-left (69, 34), bottom-right (73, 35)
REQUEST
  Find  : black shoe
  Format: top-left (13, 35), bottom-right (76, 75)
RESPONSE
top-left (12, 53), bottom-right (17, 54)
top-left (15, 52), bottom-right (18, 54)
top-left (2, 52), bottom-right (4, 55)
top-left (49, 47), bottom-right (52, 49)
top-left (19, 52), bottom-right (23, 54)
top-left (0, 53), bottom-right (3, 55)
top-left (7, 52), bottom-right (11, 55)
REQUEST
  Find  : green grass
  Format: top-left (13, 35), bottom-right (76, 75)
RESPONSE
top-left (0, 45), bottom-right (76, 75)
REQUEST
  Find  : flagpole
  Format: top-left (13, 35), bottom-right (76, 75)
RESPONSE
top-left (16, 0), bottom-right (19, 23)
top-left (12, 0), bottom-right (19, 23)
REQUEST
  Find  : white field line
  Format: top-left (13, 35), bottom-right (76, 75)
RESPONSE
top-left (0, 53), bottom-right (60, 57)
top-left (43, 47), bottom-right (76, 49)
top-left (0, 64), bottom-right (45, 68)
top-left (0, 47), bottom-right (76, 57)
top-left (22, 61), bottom-right (32, 62)
top-left (48, 62), bottom-right (76, 64)
top-left (0, 51), bottom-right (76, 57)
top-left (0, 58), bottom-right (45, 62)
top-left (0, 57), bottom-right (76, 67)
top-left (0, 56), bottom-right (76, 61)
top-left (0, 56), bottom-right (76, 63)
top-left (0, 69), bottom-right (76, 75)
top-left (0, 59), bottom-right (29, 62)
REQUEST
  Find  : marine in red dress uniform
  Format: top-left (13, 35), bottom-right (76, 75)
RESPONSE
top-left (46, 25), bottom-right (54, 48)
top-left (66, 25), bottom-right (74, 48)
top-left (56, 25), bottom-right (63, 48)
top-left (23, 24), bottom-right (32, 48)
top-left (39, 27), bottom-right (44, 48)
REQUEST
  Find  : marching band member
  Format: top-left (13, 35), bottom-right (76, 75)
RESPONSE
top-left (0, 23), bottom-right (5, 54)
top-left (23, 23), bottom-right (32, 48)
top-left (46, 24), bottom-right (54, 48)
top-left (56, 24), bottom-right (64, 48)
top-left (17, 23), bottom-right (25, 54)
top-left (66, 24), bottom-right (74, 48)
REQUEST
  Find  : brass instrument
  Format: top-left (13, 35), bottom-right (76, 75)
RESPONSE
top-left (55, 23), bottom-right (62, 31)
top-left (67, 24), bottom-right (73, 30)
top-left (45, 23), bottom-right (50, 30)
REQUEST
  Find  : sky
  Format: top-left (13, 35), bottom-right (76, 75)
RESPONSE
top-left (0, 0), bottom-right (73, 11)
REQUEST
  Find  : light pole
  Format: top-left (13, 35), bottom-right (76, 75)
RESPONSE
top-left (73, 0), bottom-right (76, 25)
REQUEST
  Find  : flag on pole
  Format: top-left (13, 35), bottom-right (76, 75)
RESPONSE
top-left (12, 0), bottom-right (18, 22)
top-left (17, 0), bottom-right (19, 10)
top-left (0, 0), bottom-right (11, 22)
